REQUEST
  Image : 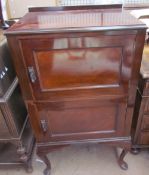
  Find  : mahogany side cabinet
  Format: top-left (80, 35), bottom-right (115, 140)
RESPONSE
top-left (131, 45), bottom-right (149, 153)
top-left (5, 6), bottom-right (146, 175)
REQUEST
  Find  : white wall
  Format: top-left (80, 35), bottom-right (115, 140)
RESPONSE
top-left (7, 0), bottom-right (57, 18)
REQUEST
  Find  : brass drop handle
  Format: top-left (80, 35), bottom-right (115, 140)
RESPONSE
top-left (28, 66), bottom-right (37, 83)
top-left (40, 120), bottom-right (48, 133)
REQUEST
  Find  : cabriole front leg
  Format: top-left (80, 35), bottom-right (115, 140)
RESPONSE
top-left (37, 147), bottom-right (51, 175)
top-left (37, 145), bottom-right (68, 175)
top-left (118, 149), bottom-right (128, 170)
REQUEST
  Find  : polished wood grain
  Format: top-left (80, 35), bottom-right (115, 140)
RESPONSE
top-left (19, 31), bottom-right (136, 101)
top-left (5, 9), bottom-right (145, 35)
top-left (132, 76), bottom-right (149, 151)
top-left (131, 45), bottom-right (149, 153)
top-left (141, 115), bottom-right (149, 130)
top-left (138, 132), bottom-right (149, 144)
top-left (35, 47), bottom-right (121, 90)
top-left (5, 6), bottom-right (146, 175)
top-left (35, 96), bottom-right (127, 143)
top-left (28, 4), bottom-right (122, 12)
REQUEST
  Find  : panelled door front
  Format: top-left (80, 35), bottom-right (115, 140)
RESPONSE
top-left (19, 32), bottom-right (136, 101)
top-left (20, 31), bottom-right (136, 140)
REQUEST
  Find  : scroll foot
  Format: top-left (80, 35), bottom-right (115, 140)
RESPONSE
top-left (43, 167), bottom-right (51, 175)
top-left (37, 148), bottom-right (51, 175)
top-left (118, 149), bottom-right (128, 170)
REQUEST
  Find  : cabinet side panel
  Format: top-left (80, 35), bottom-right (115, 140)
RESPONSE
top-left (6, 36), bottom-right (33, 101)
top-left (125, 29), bottom-right (146, 136)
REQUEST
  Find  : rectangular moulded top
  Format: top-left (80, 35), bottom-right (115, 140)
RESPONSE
top-left (5, 9), bottom-right (147, 35)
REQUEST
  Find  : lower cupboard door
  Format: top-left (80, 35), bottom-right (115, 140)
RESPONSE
top-left (36, 97), bottom-right (127, 142)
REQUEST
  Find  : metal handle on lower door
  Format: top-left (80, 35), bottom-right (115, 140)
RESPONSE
top-left (40, 120), bottom-right (48, 133)
top-left (28, 66), bottom-right (37, 83)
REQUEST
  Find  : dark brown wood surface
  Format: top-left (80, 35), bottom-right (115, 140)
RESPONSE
top-left (5, 6), bottom-right (146, 175)
top-left (28, 4), bottom-right (122, 12)
top-left (131, 44), bottom-right (149, 152)
top-left (132, 76), bottom-right (149, 150)
top-left (19, 31), bottom-right (136, 101)
top-left (5, 9), bottom-right (145, 35)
